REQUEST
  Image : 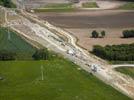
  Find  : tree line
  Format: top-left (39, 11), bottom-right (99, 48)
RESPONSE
top-left (32, 48), bottom-right (54, 60)
top-left (0, 0), bottom-right (16, 8)
top-left (92, 43), bottom-right (134, 61)
top-left (0, 51), bottom-right (16, 61)
top-left (0, 48), bottom-right (56, 61)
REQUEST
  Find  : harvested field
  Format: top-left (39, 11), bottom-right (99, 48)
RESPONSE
top-left (36, 10), bottom-right (134, 50)
top-left (37, 10), bottom-right (134, 28)
top-left (66, 28), bottom-right (134, 50)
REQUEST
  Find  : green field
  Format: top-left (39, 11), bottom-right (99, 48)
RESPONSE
top-left (34, 3), bottom-right (76, 12)
top-left (119, 2), bottom-right (134, 10)
top-left (82, 2), bottom-right (98, 8)
top-left (0, 58), bottom-right (131, 100)
top-left (115, 67), bottom-right (134, 79)
top-left (0, 27), bottom-right (36, 59)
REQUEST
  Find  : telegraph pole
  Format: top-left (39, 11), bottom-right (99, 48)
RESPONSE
top-left (41, 65), bottom-right (44, 81)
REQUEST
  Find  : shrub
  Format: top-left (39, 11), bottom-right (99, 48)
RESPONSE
top-left (122, 30), bottom-right (134, 38)
top-left (91, 30), bottom-right (99, 38)
top-left (91, 30), bottom-right (106, 38)
top-left (32, 48), bottom-right (50, 60)
top-left (101, 31), bottom-right (106, 38)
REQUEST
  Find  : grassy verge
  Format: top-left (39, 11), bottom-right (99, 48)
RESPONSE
top-left (0, 58), bottom-right (131, 100)
top-left (119, 2), bottom-right (134, 10)
top-left (82, 2), bottom-right (98, 8)
top-left (34, 3), bottom-right (76, 12)
top-left (115, 67), bottom-right (134, 79)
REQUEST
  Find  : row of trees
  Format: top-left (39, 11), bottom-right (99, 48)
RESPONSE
top-left (92, 43), bottom-right (134, 61)
top-left (0, 51), bottom-right (16, 61)
top-left (0, 48), bottom-right (54, 61)
top-left (122, 30), bottom-right (134, 38)
top-left (91, 30), bottom-right (106, 38)
top-left (32, 49), bottom-right (50, 60)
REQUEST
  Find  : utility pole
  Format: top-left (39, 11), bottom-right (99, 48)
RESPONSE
top-left (41, 65), bottom-right (44, 81)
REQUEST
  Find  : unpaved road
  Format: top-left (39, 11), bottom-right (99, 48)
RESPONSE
top-left (112, 64), bottom-right (134, 68)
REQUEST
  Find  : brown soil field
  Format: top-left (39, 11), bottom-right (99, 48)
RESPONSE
top-left (36, 10), bottom-right (134, 50)
top-left (66, 28), bottom-right (134, 50)
top-left (37, 10), bottom-right (134, 28)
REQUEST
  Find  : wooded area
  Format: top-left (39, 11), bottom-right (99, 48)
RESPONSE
top-left (92, 43), bottom-right (134, 61)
